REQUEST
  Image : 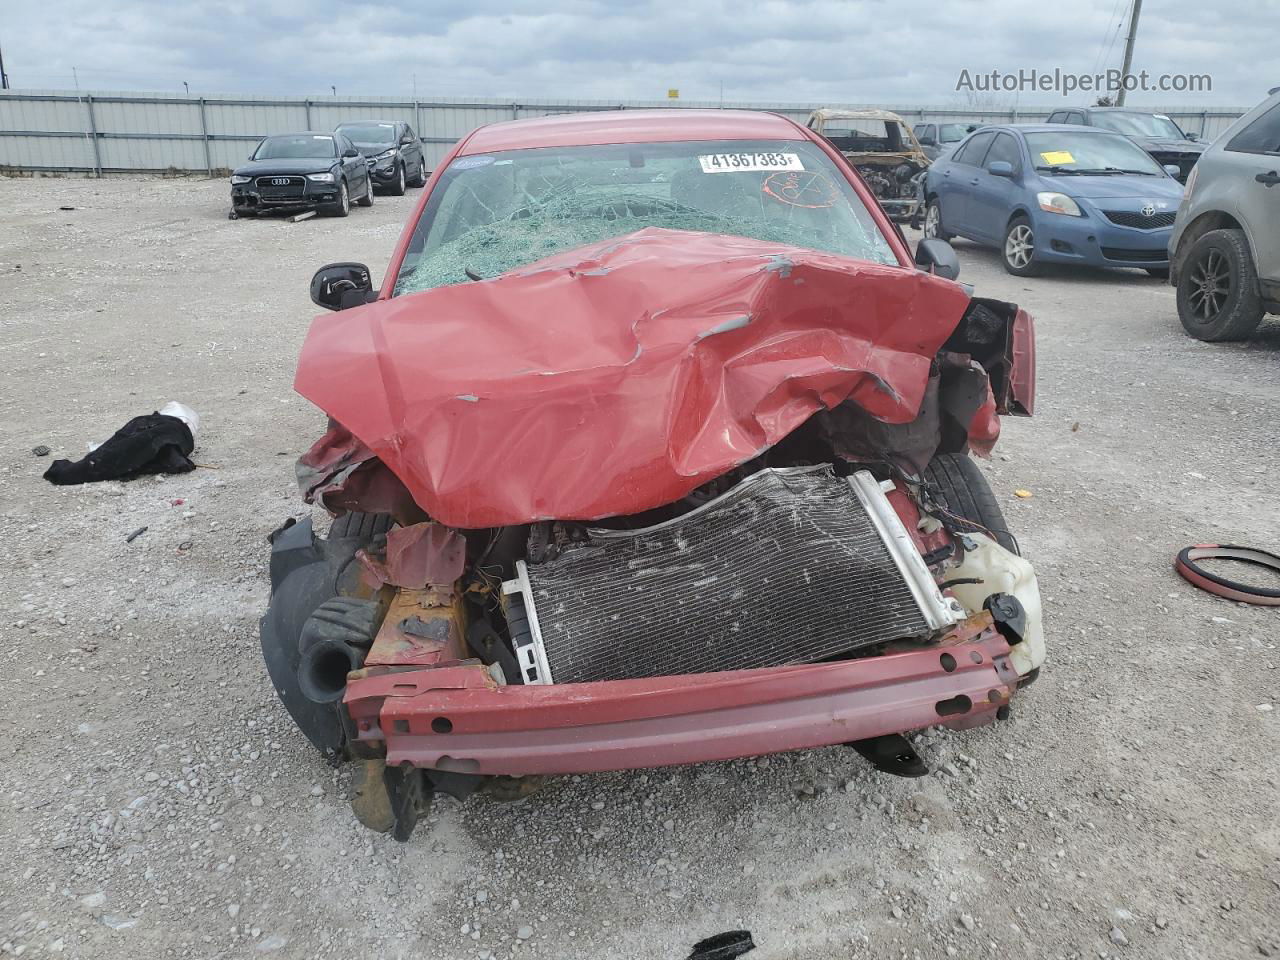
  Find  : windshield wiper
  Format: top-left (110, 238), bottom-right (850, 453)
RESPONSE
top-left (1035, 165), bottom-right (1085, 175)
top-left (1070, 167), bottom-right (1156, 176)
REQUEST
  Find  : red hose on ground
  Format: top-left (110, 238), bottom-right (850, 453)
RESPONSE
top-left (1174, 544), bottom-right (1280, 606)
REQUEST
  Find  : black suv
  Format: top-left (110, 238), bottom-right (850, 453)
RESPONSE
top-left (334, 121), bottom-right (427, 196)
top-left (1045, 107), bottom-right (1204, 182)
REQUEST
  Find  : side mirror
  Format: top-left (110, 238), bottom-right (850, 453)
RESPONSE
top-left (1163, 164), bottom-right (1182, 178)
top-left (919, 136), bottom-right (936, 146)
top-left (987, 160), bottom-right (1015, 178)
top-left (311, 262), bottom-right (374, 311)
top-left (401, 135), bottom-right (415, 145)
top-left (915, 238), bottom-right (960, 281)
top-left (1185, 132), bottom-right (1200, 142)
top-left (342, 147), bottom-right (361, 158)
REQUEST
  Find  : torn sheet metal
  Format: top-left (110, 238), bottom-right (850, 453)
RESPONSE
top-left (295, 227), bottom-right (972, 528)
top-left (382, 522), bottom-right (466, 589)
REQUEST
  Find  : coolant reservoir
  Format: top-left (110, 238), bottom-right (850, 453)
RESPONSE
top-left (943, 534), bottom-right (1045, 677)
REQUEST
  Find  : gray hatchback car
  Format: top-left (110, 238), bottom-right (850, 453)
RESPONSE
top-left (1169, 90), bottom-right (1280, 341)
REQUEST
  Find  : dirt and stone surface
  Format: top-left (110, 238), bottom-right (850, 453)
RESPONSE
top-left (2, 175), bottom-right (1278, 960)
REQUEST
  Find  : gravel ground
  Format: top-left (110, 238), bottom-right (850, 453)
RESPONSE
top-left (2, 176), bottom-right (1278, 960)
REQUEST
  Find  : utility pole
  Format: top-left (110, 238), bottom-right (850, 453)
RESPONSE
top-left (1115, 0), bottom-right (1143, 106)
top-left (0, 42), bottom-right (9, 89)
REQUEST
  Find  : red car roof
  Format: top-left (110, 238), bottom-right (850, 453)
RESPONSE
top-left (457, 108), bottom-right (809, 155)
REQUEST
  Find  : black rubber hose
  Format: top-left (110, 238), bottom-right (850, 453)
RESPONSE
top-left (297, 639), bottom-right (365, 704)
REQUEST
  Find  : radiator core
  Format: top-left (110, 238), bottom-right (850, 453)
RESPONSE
top-left (505, 466), bottom-right (956, 684)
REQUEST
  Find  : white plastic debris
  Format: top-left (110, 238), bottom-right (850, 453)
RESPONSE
top-left (158, 401), bottom-right (200, 438)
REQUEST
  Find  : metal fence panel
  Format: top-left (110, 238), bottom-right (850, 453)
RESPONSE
top-left (0, 88), bottom-right (1251, 176)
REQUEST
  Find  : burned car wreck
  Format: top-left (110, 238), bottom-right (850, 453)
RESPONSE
top-left (260, 110), bottom-right (1042, 840)
top-left (807, 108), bottom-right (931, 223)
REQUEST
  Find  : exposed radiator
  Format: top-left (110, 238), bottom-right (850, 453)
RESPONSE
top-left (503, 466), bottom-right (959, 684)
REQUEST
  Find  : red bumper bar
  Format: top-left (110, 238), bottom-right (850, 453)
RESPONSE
top-left (344, 632), bottom-right (1018, 776)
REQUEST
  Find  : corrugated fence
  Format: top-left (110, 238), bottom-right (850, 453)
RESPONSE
top-left (0, 89), bottom-right (1250, 176)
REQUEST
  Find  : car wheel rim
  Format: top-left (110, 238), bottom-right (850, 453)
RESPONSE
top-left (1005, 224), bottom-right (1033, 269)
top-left (1187, 248), bottom-right (1231, 321)
top-left (924, 205), bottom-right (939, 238)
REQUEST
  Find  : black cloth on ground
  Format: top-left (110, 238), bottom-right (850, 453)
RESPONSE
top-left (43, 413), bottom-right (195, 485)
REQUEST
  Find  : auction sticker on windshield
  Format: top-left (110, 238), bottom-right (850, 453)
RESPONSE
top-left (1040, 150), bottom-right (1075, 165)
top-left (699, 152), bottom-right (804, 173)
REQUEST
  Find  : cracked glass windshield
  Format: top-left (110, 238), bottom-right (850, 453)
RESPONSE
top-left (394, 138), bottom-right (897, 295)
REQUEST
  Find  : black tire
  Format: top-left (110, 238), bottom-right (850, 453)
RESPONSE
top-left (323, 180), bottom-right (350, 218)
top-left (407, 158), bottom-right (427, 188)
top-left (356, 177), bottom-right (374, 207)
top-left (387, 163), bottom-right (406, 197)
top-left (922, 453), bottom-right (1018, 555)
top-left (329, 511), bottom-right (395, 540)
top-left (1175, 228), bottom-right (1265, 342)
top-left (924, 198), bottom-right (952, 242)
top-left (1001, 215), bottom-right (1042, 277)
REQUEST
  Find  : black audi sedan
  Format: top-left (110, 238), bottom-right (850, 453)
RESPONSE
top-left (230, 132), bottom-right (374, 217)
top-left (334, 121), bottom-right (427, 196)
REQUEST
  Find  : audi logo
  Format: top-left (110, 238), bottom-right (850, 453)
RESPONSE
top-left (270, 177), bottom-right (291, 186)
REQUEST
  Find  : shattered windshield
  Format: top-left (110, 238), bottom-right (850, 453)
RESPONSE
top-left (393, 138), bottom-right (897, 295)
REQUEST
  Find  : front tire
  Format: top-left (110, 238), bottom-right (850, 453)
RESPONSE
top-left (356, 177), bottom-right (374, 207)
top-left (924, 199), bottom-right (953, 242)
top-left (387, 163), bottom-right (406, 196)
top-left (922, 453), bottom-right (1017, 554)
top-left (407, 158), bottom-right (427, 187)
top-left (324, 180), bottom-right (351, 218)
top-left (1002, 215), bottom-right (1042, 277)
top-left (1175, 228), bottom-right (1264, 342)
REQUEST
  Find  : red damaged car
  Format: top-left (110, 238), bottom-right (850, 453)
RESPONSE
top-left (260, 109), bottom-right (1042, 839)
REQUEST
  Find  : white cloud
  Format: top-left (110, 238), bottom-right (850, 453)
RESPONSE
top-left (3, 0), bottom-right (1269, 107)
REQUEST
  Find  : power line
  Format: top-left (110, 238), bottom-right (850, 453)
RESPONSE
top-left (1100, 19), bottom-right (1125, 76)
top-left (1091, 0), bottom-right (1126, 74)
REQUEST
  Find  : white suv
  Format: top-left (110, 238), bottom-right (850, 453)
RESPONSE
top-left (1169, 90), bottom-right (1280, 341)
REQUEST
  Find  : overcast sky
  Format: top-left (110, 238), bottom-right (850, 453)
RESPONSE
top-left (2, 0), bottom-right (1271, 107)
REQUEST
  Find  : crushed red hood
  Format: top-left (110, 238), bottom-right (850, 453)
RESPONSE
top-left (294, 228), bottom-right (973, 529)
